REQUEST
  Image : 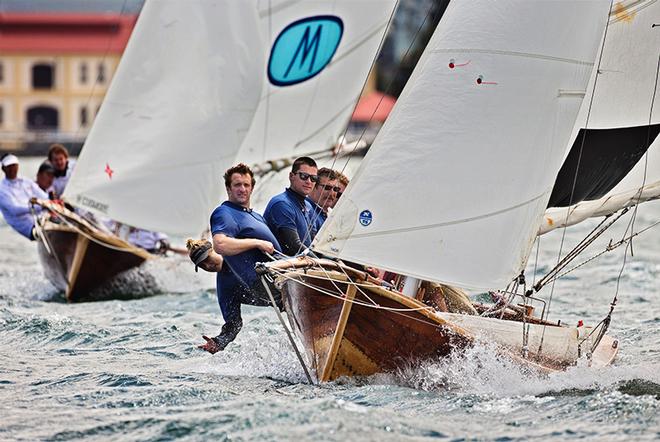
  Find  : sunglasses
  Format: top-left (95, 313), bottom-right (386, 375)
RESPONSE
top-left (319, 183), bottom-right (342, 193)
top-left (295, 171), bottom-right (319, 182)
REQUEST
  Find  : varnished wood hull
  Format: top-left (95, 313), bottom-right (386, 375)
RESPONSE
top-left (280, 270), bottom-right (473, 381)
top-left (272, 259), bottom-right (618, 382)
top-left (37, 223), bottom-right (150, 302)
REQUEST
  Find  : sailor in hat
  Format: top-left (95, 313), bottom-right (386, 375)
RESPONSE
top-left (0, 154), bottom-right (48, 240)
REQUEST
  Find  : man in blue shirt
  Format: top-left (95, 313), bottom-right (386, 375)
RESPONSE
top-left (198, 163), bottom-right (282, 354)
top-left (0, 154), bottom-right (48, 240)
top-left (264, 157), bottom-right (318, 255)
top-left (307, 167), bottom-right (341, 233)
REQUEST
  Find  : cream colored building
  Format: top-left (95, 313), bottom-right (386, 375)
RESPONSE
top-left (0, 13), bottom-right (136, 153)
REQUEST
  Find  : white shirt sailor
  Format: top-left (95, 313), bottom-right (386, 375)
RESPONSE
top-left (0, 177), bottom-right (48, 239)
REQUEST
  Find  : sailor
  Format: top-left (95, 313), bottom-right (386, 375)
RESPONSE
top-left (264, 157), bottom-right (318, 255)
top-left (127, 228), bottom-right (171, 254)
top-left (198, 163), bottom-right (283, 354)
top-left (307, 167), bottom-right (340, 232)
top-left (332, 170), bottom-right (350, 208)
top-left (0, 154), bottom-right (48, 240)
top-left (35, 161), bottom-right (56, 198)
top-left (48, 143), bottom-right (76, 198)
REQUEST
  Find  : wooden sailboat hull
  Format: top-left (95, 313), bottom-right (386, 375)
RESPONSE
top-left (271, 259), bottom-right (618, 382)
top-left (37, 222), bottom-right (150, 302)
top-left (280, 269), bottom-right (474, 381)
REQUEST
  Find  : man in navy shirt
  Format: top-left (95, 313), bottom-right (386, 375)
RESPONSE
top-left (307, 167), bottom-right (341, 233)
top-left (264, 157), bottom-right (318, 255)
top-left (198, 163), bottom-right (282, 354)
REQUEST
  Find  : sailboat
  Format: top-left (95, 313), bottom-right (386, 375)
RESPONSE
top-left (258, 0), bottom-right (656, 382)
top-left (34, 0), bottom-right (397, 301)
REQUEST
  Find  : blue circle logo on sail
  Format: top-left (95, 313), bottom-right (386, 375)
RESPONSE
top-left (268, 15), bottom-right (343, 87)
top-left (359, 210), bottom-right (373, 227)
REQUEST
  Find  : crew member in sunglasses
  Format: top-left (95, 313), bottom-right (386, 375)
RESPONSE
top-left (264, 157), bottom-right (318, 256)
top-left (307, 167), bottom-right (342, 233)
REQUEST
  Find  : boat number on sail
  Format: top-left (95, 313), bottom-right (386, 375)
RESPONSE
top-left (268, 15), bottom-right (343, 86)
top-left (359, 210), bottom-right (373, 227)
top-left (76, 195), bottom-right (109, 214)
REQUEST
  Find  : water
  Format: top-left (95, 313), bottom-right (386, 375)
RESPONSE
top-left (1, 158), bottom-right (659, 441)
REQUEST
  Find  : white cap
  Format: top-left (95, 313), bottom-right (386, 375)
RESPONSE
top-left (1, 154), bottom-right (19, 167)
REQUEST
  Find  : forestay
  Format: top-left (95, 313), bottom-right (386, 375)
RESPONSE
top-left (313, 0), bottom-right (611, 290)
top-left (238, 0), bottom-right (398, 166)
top-left (63, 0), bottom-right (263, 236)
top-left (541, 0), bottom-right (660, 234)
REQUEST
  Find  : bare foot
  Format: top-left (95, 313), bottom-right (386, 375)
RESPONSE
top-left (197, 335), bottom-right (221, 354)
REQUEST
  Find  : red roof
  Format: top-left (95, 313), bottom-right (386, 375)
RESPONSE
top-left (351, 91), bottom-right (396, 123)
top-left (0, 13), bottom-right (137, 54)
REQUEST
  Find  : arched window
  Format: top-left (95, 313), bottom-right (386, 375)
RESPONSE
top-left (26, 105), bottom-right (58, 130)
top-left (32, 63), bottom-right (55, 89)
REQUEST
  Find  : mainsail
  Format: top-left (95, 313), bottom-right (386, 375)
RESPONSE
top-left (63, 0), bottom-right (264, 236)
top-left (541, 0), bottom-right (660, 234)
top-left (238, 0), bottom-right (398, 166)
top-left (313, 0), bottom-right (611, 290)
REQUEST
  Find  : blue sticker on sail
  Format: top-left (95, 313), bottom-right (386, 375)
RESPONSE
top-left (359, 210), bottom-right (372, 227)
top-left (268, 15), bottom-right (343, 87)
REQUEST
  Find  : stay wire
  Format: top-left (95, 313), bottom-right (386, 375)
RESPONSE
top-left (601, 51), bottom-right (660, 342)
top-left (300, 0), bottom-right (439, 259)
top-left (293, 0), bottom-right (403, 250)
top-left (535, 1), bottom-right (615, 356)
top-left (325, 0), bottom-right (437, 188)
top-left (73, 0), bottom-right (130, 144)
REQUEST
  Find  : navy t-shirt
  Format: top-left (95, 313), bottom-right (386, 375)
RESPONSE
top-left (263, 188), bottom-right (316, 251)
top-left (210, 201), bottom-right (281, 323)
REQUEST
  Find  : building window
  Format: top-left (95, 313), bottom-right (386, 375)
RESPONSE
top-left (32, 64), bottom-right (55, 89)
top-left (80, 106), bottom-right (88, 127)
top-left (0, 63), bottom-right (4, 84)
top-left (80, 63), bottom-right (88, 84)
top-left (27, 105), bottom-right (58, 130)
top-left (0, 106), bottom-right (4, 126)
top-left (97, 63), bottom-right (106, 84)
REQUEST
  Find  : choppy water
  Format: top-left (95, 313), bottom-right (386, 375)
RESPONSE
top-left (1, 158), bottom-right (659, 441)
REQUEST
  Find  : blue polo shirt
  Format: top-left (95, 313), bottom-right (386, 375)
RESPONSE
top-left (264, 188), bottom-right (316, 252)
top-left (210, 201), bottom-right (281, 324)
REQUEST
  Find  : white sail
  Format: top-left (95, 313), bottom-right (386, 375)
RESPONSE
top-left (239, 0), bottom-right (397, 166)
top-left (313, 0), bottom-right (610, 290)
top-left (540, 0), bottom-right (660, 234)
top-left (63, 0), bottom-right (264, 236)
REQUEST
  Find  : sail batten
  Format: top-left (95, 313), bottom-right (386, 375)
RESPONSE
top-left (313, 0), bottom-right (611, 290)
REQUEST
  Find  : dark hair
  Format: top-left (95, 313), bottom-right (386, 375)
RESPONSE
top-left (317, 167), bottom-right (337, 181)
top-left (224, 163), bottom-right (255, 188)
top-left (38, 161), bottom-right (55, 175)
top-left (291, 156), bottom-right (317, 174)
top-left (48, 144), bottom-right (69, 161)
